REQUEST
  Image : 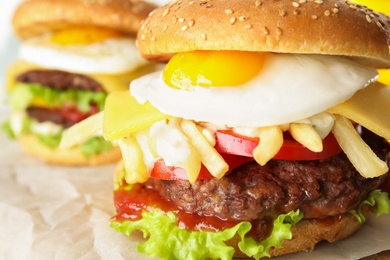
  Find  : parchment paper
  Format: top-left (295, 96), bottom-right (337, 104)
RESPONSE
top-left (0, 109), bottom-right (389, 260)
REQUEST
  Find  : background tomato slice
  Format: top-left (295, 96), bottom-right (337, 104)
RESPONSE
top-left (214, 130), bottom-right (342, 161)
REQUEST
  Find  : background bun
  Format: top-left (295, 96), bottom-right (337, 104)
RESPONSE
top-left (137, 0), bottom-right (390, 67)
top-left (12, 0), bottom-right (157, 39)
top-left (19, 134), bottom-right (121, 166)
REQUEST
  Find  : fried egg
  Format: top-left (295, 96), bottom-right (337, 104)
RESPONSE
top-left (19, 28), bottom-right (148, 75)
top-left (131, 52), bottom-right (378, 127)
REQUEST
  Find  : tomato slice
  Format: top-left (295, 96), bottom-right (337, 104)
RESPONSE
top-left (214, 130), bottom-right (342, 161)
top-left (150, 153), bottom-right (253, 181)
top-left (150, 129), bottom-right (343, 181)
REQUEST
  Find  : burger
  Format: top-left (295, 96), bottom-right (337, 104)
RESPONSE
top-left (2, 0), bottom-right (158, 165)
top-left (61, 0), bottom-right (390, 258)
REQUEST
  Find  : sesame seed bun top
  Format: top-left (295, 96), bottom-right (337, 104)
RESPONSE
top-left (137, 0), bottom-right (390, 68)
top-left (12, 0), bottom-right (157, 40)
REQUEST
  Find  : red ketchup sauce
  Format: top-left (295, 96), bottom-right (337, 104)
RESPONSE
top-left (112, 183), bottom-right (242, 232)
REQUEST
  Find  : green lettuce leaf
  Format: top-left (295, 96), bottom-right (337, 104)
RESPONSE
top-left (2, 117), bottom-right (112, 157)
top-left (350, 189), bottom-right (390, 223)
top-left (110, 209), bottom-right (303, 260)
top-left (9, 82), bottom-right (107, 112)
top-left (1, 116), bottom-right (32, 139)
top-left (80, 136), bottom-right (113, 157)
top-left (2, 121), bottom-right (16, 139)
top-left (238, 209), bottom-right (303, 259)
top-left (36, 132), bottom-right (62, 148)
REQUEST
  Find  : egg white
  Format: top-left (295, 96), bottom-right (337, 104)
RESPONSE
top-left (19, 34), bottom-right (148, 74)
top-left (131, 53), bottom-right (378, 128)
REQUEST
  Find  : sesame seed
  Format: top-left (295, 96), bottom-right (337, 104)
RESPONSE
top-left (349, 4), bottom-right (357, 10)
top-left (276, 27), bottom-right (283, 35)
top-left (178, 17), bottom-right (185, 23)
top-left (279, 10), bottom-right (287, 17)
top-left (163, 25), bottom-right (168, 32)
top-left (225, 9), bottom-right (233, 14)
top-left (366, 15), bottom-right (372, 23)
top-left (201, 33), bottom-right (207, 40)
top-left (314, 0), bottom-right (323, 4)
top-left (332, 8), bottom-right (339, 14)
top-left (324, 10), bottom-right (330, 16)
top-left (189, 1), bottom-right (194, 4)
top-left (141, 34), bottom-right (145, 40)
top-left (151, 36), bottom-right (156, 41)
top-left (244, 24), bottom-right (252, 29)
top-left (255, 0), bottom-right (262, 7)
top-left (181, 25), bottom-right (188, 31)
top-left (376, 20), bottom-right (385, 29)
top-left (239, 16), bottom-right (248, 21)
top-left (162, 8), bottom-right (169, 17)
top-left (292, 2), bottom-right (300, 7)
top-left (294, 10), bottom-right (300, 15)
top-left (311, 15), bottom-right (318, 20)
top-left (334, 3), bottom-right (340, 8)
top-left (299, 0), bottom-right (306, 3)
top-left (263, 26), bottom-right (270, 35)
top-left (189, 19), bottom-right (195, 27)
top-left (230, 17), bottom-right (236, 24)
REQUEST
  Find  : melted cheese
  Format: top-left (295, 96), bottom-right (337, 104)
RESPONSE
top-left (103, 91), bottom-right (170, 141)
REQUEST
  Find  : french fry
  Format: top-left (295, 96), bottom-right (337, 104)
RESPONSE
top-left (150, 118), bottom-right (202, 183)
top-left (180, 120), bottom-right (229, 179)
top-left (59, 111), bottom-right (103, 149)
top-left (253, 126), bottom-right (283, 166)
top-left (176, 146), bottom-right (202, 184)
top-left (114, 160), bottom-right (125, 189)
top-left (332, 115), bottom-right (388, 178)
top-left (289, 123), bottom-right (323, 152)
top-left (118, 135), bottom-right (149, 184)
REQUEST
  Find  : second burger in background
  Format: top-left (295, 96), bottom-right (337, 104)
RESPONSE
top-left (3, 0), bottom-right (158, 165)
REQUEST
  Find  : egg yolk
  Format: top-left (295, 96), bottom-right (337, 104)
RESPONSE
top-left (51, 25), bottom-right (124, 45)
top-left (163, 51), bottom-right (265, 90)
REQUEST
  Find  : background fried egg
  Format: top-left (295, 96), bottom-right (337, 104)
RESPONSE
top-left (19, 34), bottom-right (148, 75)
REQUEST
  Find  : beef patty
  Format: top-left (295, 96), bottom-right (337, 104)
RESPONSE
top-left (147, 128), bottom-right (390, 221)
top-left (17, 70), bottom-right (104, 91)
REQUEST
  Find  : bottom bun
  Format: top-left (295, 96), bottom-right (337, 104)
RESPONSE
top-left (18, 134), bottom-right (121, 166)
top-left (231, 207), bottom-right (372, 259)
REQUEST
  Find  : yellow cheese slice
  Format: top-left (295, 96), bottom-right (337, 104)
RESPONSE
top-left (6, 60), bottom-right (160, 93)
top-left (328, 82), bottom-right (390, 140)
top-left (103, 91), bottom-right (171, 141)
top-left (378, 69), bottom-right (390, 86)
